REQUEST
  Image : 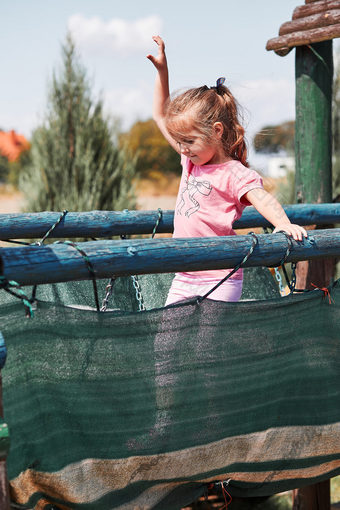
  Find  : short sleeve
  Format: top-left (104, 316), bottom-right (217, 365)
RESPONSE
top-left (232, 163), bottom-right (264, 206)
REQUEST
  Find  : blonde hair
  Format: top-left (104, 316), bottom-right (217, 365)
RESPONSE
top-left (165, 84), bottom-right (249, 167)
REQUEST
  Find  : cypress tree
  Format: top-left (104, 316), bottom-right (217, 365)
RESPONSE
top-left (21, 34), bottom-right (136, 212)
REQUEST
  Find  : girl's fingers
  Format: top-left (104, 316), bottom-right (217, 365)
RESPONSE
top-left (152, 35), bottom-right (164, 45)
top-left (273, 225), bottom-right (308, 241)
top-left (152, 35), bottom-right (165, 52)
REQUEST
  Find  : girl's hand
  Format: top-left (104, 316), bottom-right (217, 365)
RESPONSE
top-left (146, 35), bottom-right (167, 70)
top-left (273, 223), bottom-right (308, 241)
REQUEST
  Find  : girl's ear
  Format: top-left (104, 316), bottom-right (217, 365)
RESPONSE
top-left (213, 122), bottom-right (224, 139)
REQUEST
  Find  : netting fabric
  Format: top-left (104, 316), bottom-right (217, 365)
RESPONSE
top-left (0, 274), bottom-right (339, 509)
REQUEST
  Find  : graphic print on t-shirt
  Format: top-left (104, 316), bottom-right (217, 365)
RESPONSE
top-left (176, 174), bottom-right (212, 217)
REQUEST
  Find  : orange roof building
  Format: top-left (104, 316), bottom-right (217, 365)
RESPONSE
top-left (0, 130), bottom-right (30, 162)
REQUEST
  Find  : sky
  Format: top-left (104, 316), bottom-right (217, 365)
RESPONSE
top-left (0, 0), bottom-right (335, 155)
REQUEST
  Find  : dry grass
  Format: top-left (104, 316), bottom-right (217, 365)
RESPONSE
top-left (0, 184), bottom-right (24, 213)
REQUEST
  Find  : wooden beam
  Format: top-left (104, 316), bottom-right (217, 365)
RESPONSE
top-left (0, 229), bottom-right (340, 286)
top-left (266, 25), bottom-right (340, 55)
top-left (293, 1), bottom-right (340, 21)
top-left (279, 11), bottom-right (340, 36)
top-left (0, 204), bottom-right (339, 240)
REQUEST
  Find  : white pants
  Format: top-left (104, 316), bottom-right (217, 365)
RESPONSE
top-left (165, 274), bottom-right (243, 306)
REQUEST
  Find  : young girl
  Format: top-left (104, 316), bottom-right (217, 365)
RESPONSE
top-left (147, 36), bottom-right (307, 306)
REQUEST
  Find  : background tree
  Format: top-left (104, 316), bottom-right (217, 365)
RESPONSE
top-left (0, 154), bottom-right (9, 183)
top-left (253, 120), bottom-right (295, 154)
top-left (20, 34), bottom-right (136, 212)
top-left (120, 119), bottom-right (181, 177)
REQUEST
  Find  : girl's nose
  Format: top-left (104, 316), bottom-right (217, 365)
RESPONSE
top-left (180, 144), bottom-right (189, 154)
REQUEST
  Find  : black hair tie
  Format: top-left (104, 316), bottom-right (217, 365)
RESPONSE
top-left (209, 77), bottom-right (226, 93)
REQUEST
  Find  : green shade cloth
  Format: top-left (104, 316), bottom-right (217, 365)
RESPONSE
top-left (0, 275), bottom-right (339, 509)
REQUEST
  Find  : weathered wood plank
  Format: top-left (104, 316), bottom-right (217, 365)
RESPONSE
top-left (0, 229), bottom-right (340, 286)
top-left (279, 10), bottom-right (340, 36)
top-left (0, 204), bottom-right (339, 240)
top-left (293, 1), bottom-right (340, 21)
top-left (266, 25), bottom-right (340, 55)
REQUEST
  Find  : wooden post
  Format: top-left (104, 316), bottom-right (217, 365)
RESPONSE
top-left (0, 378), bottom-right (10, 510)
top-left (294, 40), bottom-right (333, 510)
top-left (295, 40), bottom-right (333, 205)
top-left (0, 331), bottom-right (10, 510)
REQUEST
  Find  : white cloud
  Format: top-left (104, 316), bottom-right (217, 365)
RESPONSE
top-left (103, 84), bottom-right (152, 129)
top-left (68, 14), bottom-right (163, 56)
top-left (233, 78), bottom-right (295, 139)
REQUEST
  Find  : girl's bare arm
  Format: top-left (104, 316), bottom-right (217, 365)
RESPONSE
top-left (147, 36), bottom-right (179, 153)
top-left (244, 188), bottom-right (308, 241)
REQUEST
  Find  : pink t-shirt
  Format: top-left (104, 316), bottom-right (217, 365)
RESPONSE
top-left (173, 155), bottom-right (263, 278)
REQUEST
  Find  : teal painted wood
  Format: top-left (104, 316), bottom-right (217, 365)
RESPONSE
top-left (0, 370), bottom-right (10, 510)
top-left (0, 203), bottom-right (339, 239)
top-left (0, 333), bottom-right (6, 371)
top-left (295, 41), bottom-right (333, 203)
top-left (0, 229), bottom-right (340, 286)
top-left (0, 422), bottom-right (9, 459)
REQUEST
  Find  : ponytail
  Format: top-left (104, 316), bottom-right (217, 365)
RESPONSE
top-left (218, 86), bottom-right (249, 167)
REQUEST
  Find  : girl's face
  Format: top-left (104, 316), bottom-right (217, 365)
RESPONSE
top-left (174, 123), bottom-right (227, 166)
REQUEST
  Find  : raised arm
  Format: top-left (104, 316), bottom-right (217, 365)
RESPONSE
top-left (147, 36), bottom-right (179, 153)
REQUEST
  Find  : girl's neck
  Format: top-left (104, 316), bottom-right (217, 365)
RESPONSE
top-left (206, 147), bottom-right (232, 165)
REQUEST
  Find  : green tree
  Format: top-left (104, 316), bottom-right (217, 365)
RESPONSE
top-left (0, 153), bottom-right (9, 182)
top-left (120, 119), bottom-right (181, 177)
top-left (20, 34), bottom-right (136, 212)
top-left (7, 148), bottom-right (32, 188)
top-left (253, 121), bottom-right (295, 154)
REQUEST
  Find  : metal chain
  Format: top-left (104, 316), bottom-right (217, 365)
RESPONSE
top-left (290, 262), bottom-right (297, 293)
top-left (131, 275), bottom-right (146, 311)
top-left (263, 227), bottom-right (298, 296)
top-left (100, 276), bottom-right (117, 312)
top-left (128, 208), bottom-right (163, 312)
top-left (100, 209), bottom-right (162, 312)
top-left (273, 267), bottom-right (285, 296)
